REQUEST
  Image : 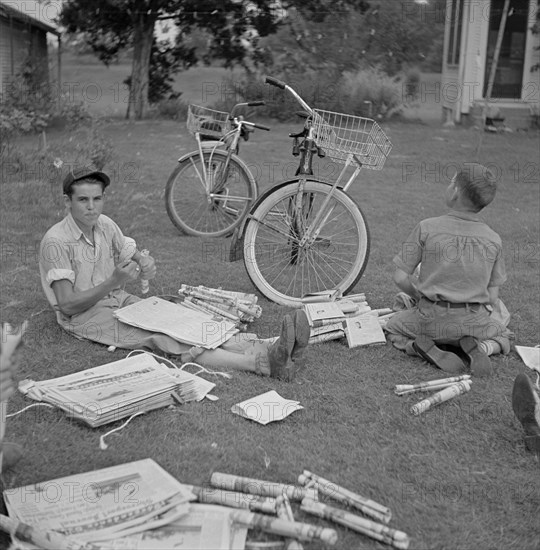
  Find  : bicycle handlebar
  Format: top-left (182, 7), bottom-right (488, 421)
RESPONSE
top-left (230, 100), bottom-right (265, 119)
top-left (264, 75), bottom-right (313, 115)
top-left (244, 121), bottom-right (271, 132)
top-left (265, 76), bottom-right (286, 89)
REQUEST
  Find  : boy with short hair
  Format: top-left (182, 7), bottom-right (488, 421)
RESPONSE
top-left (385, 163), bottom-right (512, 376)
top-left (39, 165), bottom-right (309, 381)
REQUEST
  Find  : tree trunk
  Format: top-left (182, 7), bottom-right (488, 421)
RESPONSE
top-left (128, 12), bottom-right (156, 120)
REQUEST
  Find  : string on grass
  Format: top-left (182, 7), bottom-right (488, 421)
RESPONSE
top-left (125, 349), bottom-right (232, 378)
top-left (6, 403), bottom-right (55, 418)
top-left (99, 411), bottom-right (145, 450)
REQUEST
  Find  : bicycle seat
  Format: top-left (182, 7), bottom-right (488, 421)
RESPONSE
top-left (289, 127), bottom-right (308, 139)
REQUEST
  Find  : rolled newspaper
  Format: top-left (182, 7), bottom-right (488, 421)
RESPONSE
top-left (371, 308), bottom-right (394, 316)
top-left (309, 330), bottom-right (345, 345)
top-left (301, 499), bottom-right (409, 550)
top-left (210, 472), bottom-right (314, 502)
top-left (232, 509), bottom-right (338, 545)
top-left (410, 380), bottom-right (472, 416)
top-left (139, 249), bottom-right (150, 294)
top-left (187, 484), bottom-right (276, 514)
top-left (298, 470), bottom-right (391, 524)
top-left (395, 375), bottom-right (471, 396)
top-left (276, 495), bottom-right (304, 550)
top-left (0, 515), bottom-right (99, 550)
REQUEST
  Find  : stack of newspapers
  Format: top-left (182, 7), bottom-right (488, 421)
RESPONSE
top-left (3, 459), bottom-right (204, 549)
top-left (302, 293), bottom-right (393, 347)
top-left (3, 459), bottom-right (249, 549)
top-left (18, 353), bottom-right (215, 427)
top-left (178, 284), bottom-right (262, 326)
top-left (113, 296), bottom-right (238, 348)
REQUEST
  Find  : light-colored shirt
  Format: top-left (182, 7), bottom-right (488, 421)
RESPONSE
top-left (393, 210), bottom-right (506, 304)
top-left (39, 213), bottom-right (136, 326)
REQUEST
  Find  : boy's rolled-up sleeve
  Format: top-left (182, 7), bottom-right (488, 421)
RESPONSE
top-left (488, 246), bottom-right (507, 287)
top-left (119, 237), bottom-right (137, 263)
top-left (39, 237), bottom-right (75, 286)
top-left (393, 223), bottom-right (423, 274)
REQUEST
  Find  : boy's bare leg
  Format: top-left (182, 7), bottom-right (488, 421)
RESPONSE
top-left (187, 311), bottom-right (310, 381)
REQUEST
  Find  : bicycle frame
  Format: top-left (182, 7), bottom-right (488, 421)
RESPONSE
top-left (193, 103), bottom-right (266, 200)
top-left (194, 120), bottom-right (243, 197)
top-left (279, 83), bottom-right (365, 249)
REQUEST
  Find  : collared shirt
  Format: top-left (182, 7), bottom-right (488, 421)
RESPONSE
top-left (39, 213), bottom-right (136, 325)
top-left (393, 210), bottom-right (506, 304)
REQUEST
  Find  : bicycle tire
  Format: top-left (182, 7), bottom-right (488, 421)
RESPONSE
top-left (243, 180), bottom-right (370, 307)
top-left (165, 150), bottom-right (258, 238)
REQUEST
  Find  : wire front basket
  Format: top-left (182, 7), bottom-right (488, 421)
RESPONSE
top-left (187, 105), bottom-right (232, 138)
top-left (311, 110), bottom-right (392, 170)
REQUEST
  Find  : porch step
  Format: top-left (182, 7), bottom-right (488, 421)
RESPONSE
top-left (470, 101), bottom-right (538, 130)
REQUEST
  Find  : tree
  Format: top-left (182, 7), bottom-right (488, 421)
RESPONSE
top-left (59, 0), bottom-right (298, 119)
top-left (259, 0), bottom-right (445, 79)
top-left (362, 0), bottom-right (446, 74)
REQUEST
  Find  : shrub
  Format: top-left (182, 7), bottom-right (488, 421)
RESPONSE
top-left (152, 96), bottom-right (189, 121)
top-left (339, 67), bottom-right (405, 118)
top-left (206, 66), bottom-right (406, 122)
top-left (74, 120), bottom-right (114, 170)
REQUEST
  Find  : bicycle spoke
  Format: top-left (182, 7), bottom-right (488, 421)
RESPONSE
top-left (166, 151), bottom-right (256, 237)
top-left (188, 156), bottom-right (209, 193)
top-left (244, 181), bottom-right (369, 306)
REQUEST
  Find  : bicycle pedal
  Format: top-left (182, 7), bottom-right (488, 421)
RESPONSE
top-left (313, 237), bottom-right (332, 249)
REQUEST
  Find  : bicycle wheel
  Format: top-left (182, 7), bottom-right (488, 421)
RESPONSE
top-left (165, 150), bottom-right (258, 238)
top-left (243, 180), bottom-right (370, 307)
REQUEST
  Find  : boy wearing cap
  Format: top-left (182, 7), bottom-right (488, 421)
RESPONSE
top-left (385, 163), bottom-right (512, 377)
top-left (38, 166), bottom-right (309, 381)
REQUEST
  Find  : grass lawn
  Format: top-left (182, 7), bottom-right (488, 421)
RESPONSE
top-left (1, 59), bottom-right (539, 549)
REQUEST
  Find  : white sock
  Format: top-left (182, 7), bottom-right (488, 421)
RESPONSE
top-left (479, 340), bottom-right (501, 356)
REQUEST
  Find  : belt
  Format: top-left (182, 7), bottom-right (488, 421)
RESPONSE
top-left (421, 297), bottom-right (483, 309)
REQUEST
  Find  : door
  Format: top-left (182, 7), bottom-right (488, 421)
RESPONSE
top-left (484, 0), bottom-right (530, 98)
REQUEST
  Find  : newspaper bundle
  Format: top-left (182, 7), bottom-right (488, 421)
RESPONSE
top-left (3, 459), bottom-right (195, 547)
top-left (178, 284), bottom-right (262, 325)
top-left (18, 353), bottom-right (215, 427)
top-left (302, 294), bottom-right (393, 346)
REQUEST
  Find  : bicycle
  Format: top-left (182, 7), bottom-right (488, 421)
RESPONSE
top-left (165, 101), bottom-right (270, 238)
top-left (230, 76), bottom-right (392, 307)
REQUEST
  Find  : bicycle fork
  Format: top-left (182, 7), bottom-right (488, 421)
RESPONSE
top-left (295, 155), bottom-right (363, 250)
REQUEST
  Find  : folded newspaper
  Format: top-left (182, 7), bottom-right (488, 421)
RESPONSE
top-left (515, 345), bottom-right (540, 373)
top-left (18, 353), bottom-right (216, 427)
top-left (103, 504), bottom-right (248, 550)
top-left (3, 459), bottom-right (195, 548)
top-left (113, 296), bottom-right (238, 349)
top-left (231, 390), bottom-right (304, 425)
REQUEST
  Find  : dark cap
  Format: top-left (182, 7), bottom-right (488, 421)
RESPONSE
top-left (63, 164), bottom-right (110, 195)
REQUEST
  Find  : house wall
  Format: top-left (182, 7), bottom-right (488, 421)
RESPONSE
top-left (0, 15), bottom-right (49, 92)
top-left (442, 0), bottom-right (539, 124)
top-left (459, 0), bottom-right (489, 112)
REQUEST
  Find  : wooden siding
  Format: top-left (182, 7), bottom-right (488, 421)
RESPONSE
top-left (0, 15), bottom-right (49, 91)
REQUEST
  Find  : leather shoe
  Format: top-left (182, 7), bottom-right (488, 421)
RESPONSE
top-left (412, 335), bottom-right (465, 374)
top-left (512, 373), bottom-right (540, 453)
top-left (459, 336), bottom-right (492, 377)
top-left (267, 311), bottom-right (310, 382)
top-left (268, 313), bottom-right (296, 381)
top-left (291, 310), bottom-right (310, 363)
